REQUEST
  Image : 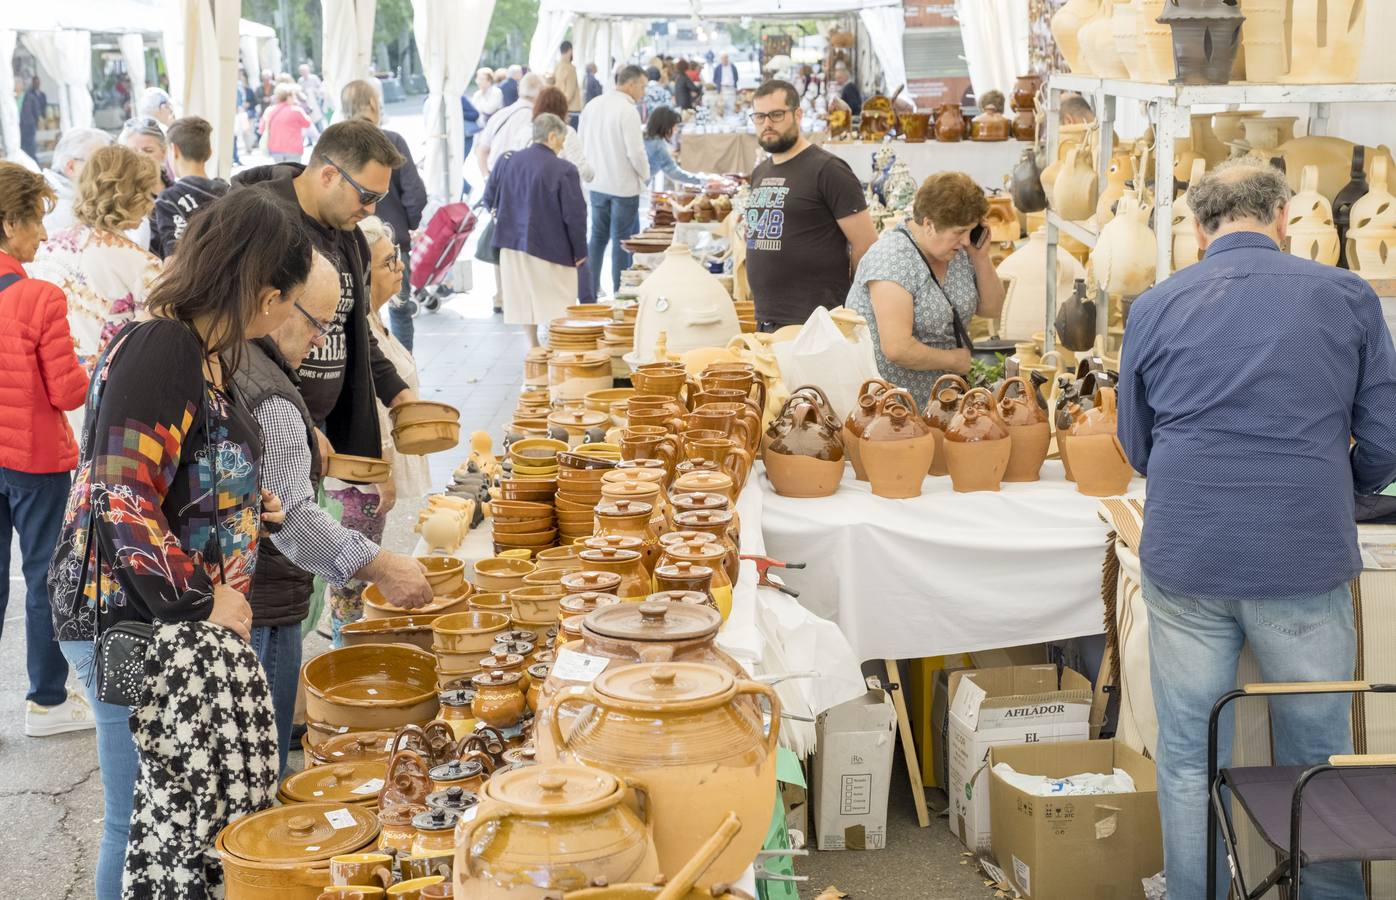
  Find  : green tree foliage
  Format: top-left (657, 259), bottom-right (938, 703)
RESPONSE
top-left (483, 0), bottom-right (539, 67)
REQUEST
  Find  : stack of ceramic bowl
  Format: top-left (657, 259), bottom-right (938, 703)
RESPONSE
top-left (389, 400), bottom-right (461, 455)
top-left (566, 302), bottom-right (614, 320)
top-left (547, 318), bottom-right (606, 353)
top-left (472, 556), bottom-right (536, 593)
top-left (491, 499), bottom-right (557, 555)
top-left (555, 452), bottom-right (613, 545)
top-left (302, 644), bottom-right (440, 745)
top-left (734, 300), bottom-right (757, 333)
top-left (651, 193), bottom-right (676, 228)
top-left (548, 350), bottom-right (613, 404)
top-left (584, 387), bottom-right (636, 430)
top-left (600, 318), bottom-right (637, 379)
top-left (523, 347), bottom-right (552, 391)
top-left (430, 610), bottom-right (511, 691)
top-left (496, 472), bottom-right (556, 514)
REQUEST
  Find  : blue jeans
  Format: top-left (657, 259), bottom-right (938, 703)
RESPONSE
top-left (0, 467), bottom-right (72, 706)
top-left (250, 623), bottom-right (303, 776)
top-left (587, 191), bottom-right (640, 295)
top-left (1142, 574), bottom-right (1366, 899)
top-left (61, 640), bottom-right (136, 900)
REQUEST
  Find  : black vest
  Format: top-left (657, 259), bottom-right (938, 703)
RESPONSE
top-left (233, 338), bottom-right (320, 628)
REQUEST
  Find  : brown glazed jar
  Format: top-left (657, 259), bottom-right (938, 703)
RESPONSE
top-left (576, 547), bottom-right (651, 599)
top-left (593, 499), bottom-right (660, 570)
top-left (970, 109), bottom-right (1011, 141)
top-left (654, 540), bottom-right (732, 622)
top-left (476, 652), bottom-right (529, 690)
top-left (654, 560), bottom-right (716, 609)
top-left (559, 570), bottom-right (623, 598)
top-left (470, 670), bottom-right (527, 729)
top-left (428, 757), bottom-right (487, 796)
top-left (935, 104), bottom-right (966, 141)
top-left (669, 509), bottom-right (739, 585)
top-left (924, 373), bottom-right (969, 477)
top-left (842, 378), bottom-right (892, 481)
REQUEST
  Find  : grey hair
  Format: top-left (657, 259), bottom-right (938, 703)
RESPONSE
top-left (51, 127), bottom-right (113, 176)
top-left (519, 72), bottom-right (545, 101)
top-left (533, 112), bottom-right (568, 144)
top-left (1187, 157), bottom-right (1293, 234)
top-left (357, 215), bottom-right (397, 248)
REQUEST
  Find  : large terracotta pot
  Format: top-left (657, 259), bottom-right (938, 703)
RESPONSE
top-left (996, 377), bottom-right (1051, 483)
top-left (858, 388), bottom-right (934, 499)
top-left (1062, 387), bottom-right (1134, 496)
top-left (840, 379), bottom-right (891, 481)
top-left (996, 229), bottom-right (1089, 342)
top-left (1052, 0), bottom-right (1101, 73)
top-left (1286, 165), bottom-right (1340, 266)
top-left (943, 388), bottom-right (1011, 492)
top-left (1092, 192), bottom-right (1157, 298)
top-left (454, 764), bottom-right (659, 899)
top-left (923, 374), bottom-right (968, 477)
top-left (1158, 0), bottom-right (1244, 86)
top-left (542, 663), bottom-right (780, 886)
top-left (218, 803), bottom-right (381, 899)
top-left (1285, 0), bottom-right (1362, 83)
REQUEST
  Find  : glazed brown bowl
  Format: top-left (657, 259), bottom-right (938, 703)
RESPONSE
top-left (389, 401), bottom-right (460, 428)
top-left (416, 557), bottom-right (466, 595)
top-left (509, 586), bottom-right (565, 625)
top-left (431, 610), bottom-right (511, 654)
top-left (472, 557), bottom-right (536, 592)
top-left (533, 546), bottom-right (582, 569)
top-left (554, 492), bottom-right (602, 511)
top-left (467, 592), bottom-right (513, 615)
top-left (492, 518), bottom-right (556, 536)
top-left (392, 419), bottom-right (460, 455)
top-left (302, 644), bottom-right (439, 731)
top-left (339, 615), bottom-right (439, 652)
top-left (362, 584), bottom-right (472, 621)
top-left (490, 499), bottom-right (554, 518)
top-left (324, 453), bottom-right (392, 484)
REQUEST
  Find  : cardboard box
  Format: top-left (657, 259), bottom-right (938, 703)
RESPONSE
top-left (969, 643), bottom-right (1048, 669)
top-left (930, 664), bottom-right (962, 791)
top-left (811, 687), bottom-right (896, 850)
top-left (946, 665), bottom-right (1093, 851)
top-left (989, 740), bottom-right (1163, 899)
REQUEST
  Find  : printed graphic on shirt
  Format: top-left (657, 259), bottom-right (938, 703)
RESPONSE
top-left (746, 179), bottom-right (790, 252)
top-left (171, 193), bottom-right (200, 242)
top-left (298, 260), bottom-right (354, 381)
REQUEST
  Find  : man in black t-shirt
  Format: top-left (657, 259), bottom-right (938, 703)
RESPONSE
top-left (745, 80), bottom-right (876, 330)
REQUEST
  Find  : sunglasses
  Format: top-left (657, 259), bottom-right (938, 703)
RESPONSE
top-left (322, 154), bottom-right (389, 207)
top-left (122, 116), bottom-right (165, 139)
top-left (294, 301), bottom-right (333, 340)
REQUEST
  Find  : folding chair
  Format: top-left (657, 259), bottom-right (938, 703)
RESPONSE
top-left (1206, 681), bottom-right (1396, 898)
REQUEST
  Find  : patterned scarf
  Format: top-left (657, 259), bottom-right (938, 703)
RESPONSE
top-left (122, 622), bottom-right (279, 899)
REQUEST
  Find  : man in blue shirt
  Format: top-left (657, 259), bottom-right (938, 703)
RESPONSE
top-left (1119, 157), bottom-right (1396, 899)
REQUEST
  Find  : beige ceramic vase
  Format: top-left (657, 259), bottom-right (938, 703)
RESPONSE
top-left (858, 388), bottom-right (935, 499)
top-left (841, 378), bottom-right (892, 481)
top-left (1112, 0), bottom-right (1142, 78)
top-left (1285, 0), bottom-right (1363, 84)
top-left (943, 388), bottom-right (1011, 493)
top-left (1286, 165), bottom-right (1340, 266)
top-left (1172, 159), bottom-right (1208, 271)
top-left (1061, 387), bottom-right (1133, 497)
top-left (1051, 0), bottom-right (1101, 74)
top-left (1053, 144), bottom-right (1099, 222)
top-left (1238, 0), bottom-right (1290, 82)
top-left (1347, 156), bottom-right (1396, 280)
top-left (1078, 0), bottom-right (1129, 78)
top-left (1092, 192), bottom-right (1158, 298)
top-left (1135, 0), bottom-right (1177, 82)
top-left (996, 377), bottom-right (1051, 483)
top-left (921, 375), bottom-right (967, 477)
top-left (996, 229), bottom-right (1089, 343)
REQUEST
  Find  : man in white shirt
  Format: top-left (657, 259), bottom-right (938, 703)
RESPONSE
top-left (477, 72), bottom-right (544, 178)
top-left (578, 64), bottom-right (650, 297)
top-left (41, 128), bottom-right (112, 234)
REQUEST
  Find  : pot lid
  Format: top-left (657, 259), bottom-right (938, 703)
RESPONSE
top-left (672, 509), bottom-right (734, 528)
top-left (491, 639), bottom-right (536, 657)
top-left (429, 758), bottom-right (485, 781)
top-left (578, 547), bottom-right (642, 564)
top-left (527, 662), bottom-right (553, 678)
top-left (648, 589), bottom-right (711, 607)
top-left (595, 498), bottom-right (654, 518)
top-left (498, 629), bottom-right (537, 644)
top-left (313, 729), bottom-right (396, 763)
top-left (550, 350), bottom-right (611, 366)
top-left (560, 570), bottom-right (624, 593)
top-left (548, 409), bottom-right (608, 428)
top-left (659, 530), bottom-right (718, 547)
top-left (411, 807), bottom-right (460, 833)
top-left (221, 802), bottom-right (379, 863)
top-left (438, 688), bottom-right (476, 709)
top-left (674, 471), bottom-right (733, 491)
top-left (425, 786), bottom-right (478, 813)
top-left (655, 561), bottom-right (715, 581)
top-left (472, 669), bottom-right (524, 688)
top-left (483, 763), bottom-right (622, 815)
top-left (561, 590), bottom-right (621, 615)
top-left (584, 600), bottom-right (720, 643)
top-left (663, 540), bottom-right (725, 562)
top-left (582, 534), bottom-right (645, 552)
top-left (670, 492), bottom-right (729, 512)
top-left (601, 468), bottom-right (665, 485)
top-left (280, 761), bottom-right (388, 805)
top-left (614, 458), bottom-right (666, 470)
top-left (593, 662), bottom-right (734, 706)
top-left (479, 652), bottom-right (525, 671)
top-left (601, 481), bottom-right (661, 498)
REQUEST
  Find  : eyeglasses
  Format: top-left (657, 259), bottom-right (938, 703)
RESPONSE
top-left (749, 108), bottom-right (796, 125)
top-left (294, 301), bottom-right (333, 340)
top-left (377, 245), bottom-right (403, 273)
top-left (322, 155), bottom-right (389, 207)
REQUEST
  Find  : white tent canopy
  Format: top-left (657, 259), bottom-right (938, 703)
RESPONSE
top-left (240, 17), bottom-right (283, 80)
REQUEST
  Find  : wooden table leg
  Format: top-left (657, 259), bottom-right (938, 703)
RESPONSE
top-left (884, 659), bottom-right (930, 828)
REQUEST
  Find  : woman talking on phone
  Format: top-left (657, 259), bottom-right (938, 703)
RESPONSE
top-left (846, 172), bottom-right (1004, 407)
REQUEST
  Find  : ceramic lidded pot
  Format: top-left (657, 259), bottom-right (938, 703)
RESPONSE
top-left (970, 109), bottom-right (1011, 142)
top-left (995, 376), bottom-right (1051, 483)
top-left (654, 560), bottom-right (716, 610)
top-left (934, 104), bottom-right (966, 142)
top-left (842, 378), bottom-right (892, 481)
top-left (454, 764), bottom-right (659, 899)
top-left (1062, 386), bottom-right (1135, 497)
top-left (308, 730), bottom-right (396, 769)
top-left (470, 670), bottom-right (527, 729)
top-left (765, 399), bottom-right (846, 499)
top-left (559, 590), bottom-right (622, 622)
top-left (577, 547), bottom-right (651, 600)
top-left (668, 510), bottom-right (739, 584)
top-left (217, 802), bottom-right (381, 900)
top-left (278, 760), bottom-right (388, 807)
top-left (438, 689), bottom-right (477, 741)
top-left (859, 388), bottom-right (934, 499)
top-left (1012, 74), bottom-right (1042, 111)
top-left (943, 387), bottom-right (1012, 493)
top-left (592, 500), bottom-right (660, 571)
top-left (922, 374), bottom-right (967, 478)
top-left (654, 540), bottom-right (732, 621)
top-left (411, 807), bottom-right (460, 858)
top-left (1158, 0), bottom-right (1245, 85)
top-left (541, 663), bottom-right (779, 885)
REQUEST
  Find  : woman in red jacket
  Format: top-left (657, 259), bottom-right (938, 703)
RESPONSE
top-left (0, 162), bottom-right (92, 737)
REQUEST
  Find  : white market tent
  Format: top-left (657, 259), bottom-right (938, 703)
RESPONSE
top-left (528, 0), bottom-right (908, 104)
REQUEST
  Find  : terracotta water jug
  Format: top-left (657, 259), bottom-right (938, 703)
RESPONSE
top-left (1012, 75), bottom-right (1042, 111)
top-left (1079, 0), bottom-right (1130, 78)
top-left (1062, 387), bottom-right (1134, 497)
top-left (1011, 148), bottom-right (1049, 214)
top-left (858, 388), bottom-right (935, 499)
top-left (934, 104), bottom-right (966, 142)
top-left (996, 229), bottom-right (1089, 342)
top-left (1055, 279), bottom-right (1098, 353)
top-left (1333, 147), bottom-right (1369, 269)
top-left (1053, 144), bottom-right (1099, 222)
top-left (1092, 192), bottom-right (1158, 298)
top-left (1012, 109), bottom-right (1036, 142)
top-left (1113, 0), bottom-right (1143, 78)
top-left (1135, 0), bottom-right (1178, 82)
top-left (1347, 157), bottom-right (1396, 280)
top-left (766, 399), bottom-right (845, 499)
top-left (922, 374), bottom-right (967, 477)
top-left (1285, 0), bottom-right (1362, 84)
top-left (1052, 0), bottom-right (1101, 73)
top-left (1286, 165), bottom-right (1340, 266)
top-left (943, 388), bottom-right (1011, 493)
top-left (1172, 159), bottom-right (1207, 271)
top-left (1238, 0), bottom-right (1289, 81)
top-left (996, 376), bottom-right (1051, 483)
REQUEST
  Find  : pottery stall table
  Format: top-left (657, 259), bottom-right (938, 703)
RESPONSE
top-left (819, 139), bottom-right (1033, 191)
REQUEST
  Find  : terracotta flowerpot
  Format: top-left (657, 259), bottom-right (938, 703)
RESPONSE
top-left (858, 389), bottom-right (934, 499)
top-left (943, 388), bottom-right (1011, 493)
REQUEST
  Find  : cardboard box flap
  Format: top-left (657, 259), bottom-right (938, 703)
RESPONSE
top-left (820, 688), bottom-right (896, 733)
top-left (948, 665), bottom-right (1092, 730)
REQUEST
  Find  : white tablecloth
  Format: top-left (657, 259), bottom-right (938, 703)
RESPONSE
top-left (821, 139), bottom-right (1031, 191)
top-left (758, 460), bottom-right (1140, 662)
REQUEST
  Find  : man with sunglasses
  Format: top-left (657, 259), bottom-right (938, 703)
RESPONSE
top-left (745, 80), bottom-right (876, 331)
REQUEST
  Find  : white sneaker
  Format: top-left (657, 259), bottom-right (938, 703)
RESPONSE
top-left (25, 690), bottom-right (96, 737)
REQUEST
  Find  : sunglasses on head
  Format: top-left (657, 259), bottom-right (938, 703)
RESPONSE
top-left (123, 116), bottom-right (165, 138)
top-left (322, 154), bottom-right (389, 207)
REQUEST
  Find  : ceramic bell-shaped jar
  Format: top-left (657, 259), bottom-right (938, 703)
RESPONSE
top-left (1285, 0), bottom-right (1363, 84)
top-left (1079, 0), bottom-right (1130, 78)
top-left (1092, 192), bottom-right (1158, 298)
top-left (934, 104), bottom-right (966, 142)
top-left (970, 109), bottom-right (1012, 142)
top-left (996, 229), bottom-right (1089, 342)
top-left (1159, 0), bottom-right (1245, 85)
top-left (1061, 387), bottom-right (1134, 497)
top-left (842, 378), bottom-right (892, 481)
top-left (1238, 0), bottom-right (1289, 81)
top-left (1347, 156), bottom-right (1396, 281)
top-left (1052, 0), bottom-right (1102, 73)
top-left (1053, 144), bottom-right (1099, 222)
top-left (922, 374), bottom-right (968, 477)
top-left (996, 376), bottom-right (1051, 483)
top-left (858, 388), bottom-right (935, 499)
top-left (765, 398), bottom-right (846, 499)
top-left (1172, 159), bottom-right (1208, 271)
top-left (633, 245), bottom-right (740, 363)
top-left (1136, 0), bottom-right (1179, 82)
top-left (943, 388), bottom-right (1011, 493)
top-left (1286, 165), bottom-right (1340, 266)
top-left (1112, 0), bottom-right (1144, 78)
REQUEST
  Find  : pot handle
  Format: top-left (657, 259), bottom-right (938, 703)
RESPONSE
top-left (930, 373), bottom-right (969, 400)
top-left (874, 387), bottom-right (920, 419)
top-left (461, 748), bottom-right (497, 774)
top-left (460, 803), bottom-right (510, 880)
top-left (547, 683), bottom-right (595, 752)
top-left (624, 775), bottom-right (655, 827)
top-left (288, 863), bottom-right (333, 888)
top-left (734, 680), bottom-right (783, 755)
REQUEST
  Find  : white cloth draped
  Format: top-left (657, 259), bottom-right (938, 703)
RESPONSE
top-left (412, 0), bottom-right (496, 204)
top-left (0, 30), bottom-right (26, 164)
top-left (22, 30), bottom-right (94, 131)
top-left (954, 0), bottom-right (1029, 99)
top-left (528, 9), bottom-right (578, 75)
top-left (119, 33), bottom-right (147, 108)
top-left (322, 0), bottom-right (377, 122)
top-left (166, 0), bottom-right (238, 178)
top-left (858, 6), bottom-right (908, 96)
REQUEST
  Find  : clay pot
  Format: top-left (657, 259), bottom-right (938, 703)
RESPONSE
top-left (923, 374), bottom-right (968, 477)
top-left (393, 419), bottom-right (461, 456)
top-left (1052, 0), bottom-right (1101, 73)
top-left (303, 645), bottom-right (440, 733)
top-left (1079, 1), bottom-right (1129, 78)
top-left (653, 561), bottom-right (716, 609)
top-left (1011, 148), bottom-right (1048, 214)
top-left (667, 510), bottom-right (739, 585)
top-left (278, 760), bottom-right (387, 807)
top-left (899, 112), bottom-right (932, 143)
top-left (432, 612), bottom-right (511, 655)
top-left (1012, 75), bottom-right (1042, 111)
top-left (429, 758), bottom-right (488, 796)
top-left (453, 764), bottom-right (659, 899)
top-left (1054, 278), bottom-right (1098, 353)
top-left (943, 388), bottom-right (1011, 492)
top-left (438, 690), bottom-right (478, 741)
top-left (593, 499), bottom-right (660, 570)
top-left (411, 807), bottom-right (459, 859)
top-left (839, 379), bottom-right (891, 481)
top-left (934, 104), bottom-right (966, 142)
top-left (577, 547), bottom-right (650, 599)
top-left (985, 195), bottom-right (1020, 243)
top-left (339, 616), bottom-right (440, 653)
top-left (1136, 0), bottom-right (1178, 82)
top-left (1113, 0), bottom-right (1143, 78)
top-left (559, 590), bottom-right (622, 623)
top-left (996, 376), bottom-right (1052, 483)
top-left (1012, 109), bottom-right (1036, 142)
top-left (1286, 165), bottom-right (1340, 266)
top-left (1092, 192), bottom-right (1157, 298)
top-left (541, 663), bottom-right (779, 885)
top-left (306, 730), bottom-right (397, 768)
top-left (859, 388), bottom-right (934, 499)
top-left (970, 110), bottom-right (1011, 142)
top-left (1062, 387), bottom-right (1135, 496)
top-left (325, 453), bottom-right (392, 484)
top-left (1158, 0), bottom-right (1245, 86)
top-left (996, 229), bottom-right (1089, 342)
top-left (506, 586), bottom-right (566, 630)
top-left (1334, 147), bottom-right (1369, 269)
top-left (1053, 144), bottom-right (1098, 222)
top-left (1285, 0), bottom-right (1362, 84)
top-left (470, 670), bottom-right (527, 729)
top-left (218, 803), bottom-right (382, 900)
top-left (654, 540), bottom-right (733, 621)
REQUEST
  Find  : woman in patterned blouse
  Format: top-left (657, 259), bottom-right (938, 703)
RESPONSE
top-left (47, 189), bottom-right (312, 900)
top-left (847, 172), bottom-right (1006, 407)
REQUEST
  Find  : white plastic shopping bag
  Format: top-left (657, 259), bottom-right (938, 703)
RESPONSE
top-left (771, 306), bottom-right (882, 422)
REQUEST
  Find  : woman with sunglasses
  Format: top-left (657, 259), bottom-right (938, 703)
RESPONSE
top-left (47, 189), bottom-right (311, 900)
top-left (118, 115), bottom-right (173, 253)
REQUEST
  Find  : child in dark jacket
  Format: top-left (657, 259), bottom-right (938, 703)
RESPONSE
top-left (153, 117), bottom-right (229, 258)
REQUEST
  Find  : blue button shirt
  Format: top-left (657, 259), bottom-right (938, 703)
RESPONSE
top-left (1119, 231), bottom-right (1396, 600)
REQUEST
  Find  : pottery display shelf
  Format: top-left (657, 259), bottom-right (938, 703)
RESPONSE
top-left (1038, 74), bottom-right (1396, 358)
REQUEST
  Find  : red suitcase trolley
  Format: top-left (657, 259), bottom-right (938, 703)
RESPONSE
top-left (409, 202), bottom-right (478, 310)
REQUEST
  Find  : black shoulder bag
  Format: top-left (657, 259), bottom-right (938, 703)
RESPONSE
top-left (898, 226), bottom-right (974, 352)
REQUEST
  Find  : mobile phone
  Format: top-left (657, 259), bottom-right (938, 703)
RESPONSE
top-left (970, 223), bottom-right (989, 248)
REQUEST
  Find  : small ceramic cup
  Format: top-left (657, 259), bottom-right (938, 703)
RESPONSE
top-left (330, 853), bottom-right (393, 888)
top-left (387, 876), bottom-right (447, 899)
top-left (398, 853), bottom-right (453, 881)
